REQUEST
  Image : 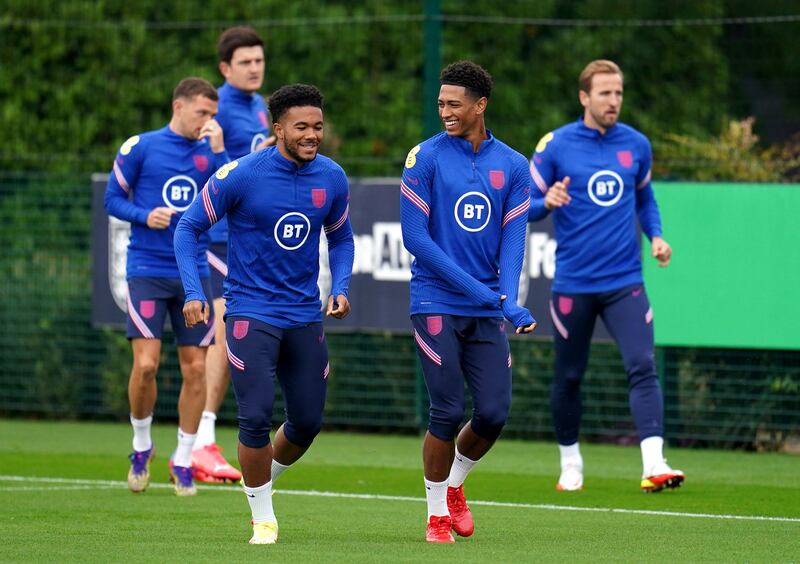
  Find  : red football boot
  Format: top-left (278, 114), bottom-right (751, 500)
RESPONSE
top-left (191, 443), bottom-right (242, 483)
top-left (426, 515), bottom-right (455, 543)
top-left (447, 485), bottom-right (474, 537)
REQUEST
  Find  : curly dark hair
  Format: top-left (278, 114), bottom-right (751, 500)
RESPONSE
top-left (267, 84), bottom-right (324, 123)
top-left (440, 61), bottom-right (493, 99)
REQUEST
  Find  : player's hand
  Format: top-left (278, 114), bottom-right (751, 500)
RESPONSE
top-left (326, 294), bottom-right (351, 319)
top-left (651, 236), bottom-right (672, 267)
top-left (199, 119), bottom-right (225, 153)
top-left (254, 135), bottom-right (276, 150)
top-left (516, 321), bottom-right (537, 334)
top-left (146, 207), bottom-right (176, 229)
top-left (501, 299), bottom-right (537, 334)
top-left (183, 299), bottom-right (209, 328)
top-left (544, 176), bottom-right (571, 210)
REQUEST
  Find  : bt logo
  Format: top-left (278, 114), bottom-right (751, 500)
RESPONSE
top-left (587, 170), bottom-right (624, 207)
top-left (274, 212), bottom-right (311, 250)
top-left (454, 191), bottom-right (492, 232)
top-left (161, 175), bottom-right (198, 211)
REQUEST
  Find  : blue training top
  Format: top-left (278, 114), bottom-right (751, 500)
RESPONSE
top-left (400, 131), bottom-right (535, 328)
top-left (104, 125), bottom-right (229, 279)
top-left (174, 146), bottom-right (355, 329)
top-left (208, 81), bottom-right (272, 244)
top-left (528, 118), bottom-right (663, 294)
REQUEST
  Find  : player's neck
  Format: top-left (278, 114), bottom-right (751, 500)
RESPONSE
top-left (463, 122), bottom-right (488, 152)
top-left (167, 119), bottom-right (192, 140)
top-left (226, 81), bottom-right (256, 96)
top-left (583, 113), bottom-right (608, 135)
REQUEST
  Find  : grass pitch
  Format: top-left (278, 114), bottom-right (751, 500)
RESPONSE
top-left (1, 419), bottom-right (798, 562)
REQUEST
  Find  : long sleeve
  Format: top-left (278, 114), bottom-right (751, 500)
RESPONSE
top-left (400, 160), bottom-right (501, 309)
top-left (528, 134), bottom-right (557, 223)
top-left (635, 138), bottom-right (663, 239)
top-left (175, 166), bottom-right (241, 302)
top-left (324, 171), bottom-right (355, 298)
top-left (499, 160), bottom-right (536, 328)
top-left (211, 149), bottom-right (231, 174)
top-left (104, 136), bottom-right (150, 225)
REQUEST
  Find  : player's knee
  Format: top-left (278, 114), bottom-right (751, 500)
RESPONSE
top-left (560, 367), bottom-right (585, 388)
top-left (471, 402), bottom-right (510, 441)
top-left (428, 405), bottom-right (463, 441)
top-left (182, 356), bottom-right (206, 380)
top-left (284, 415), bottom-right (322, 448)
top-left (238, 414), bottom-right (271, 449)
top-left (133, 357), bottom-right (159, 381)
top-left (626, 354), bottom-right (657, 386)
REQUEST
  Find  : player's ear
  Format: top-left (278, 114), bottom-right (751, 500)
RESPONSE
top-left (474, 96), bottom-right (488, 116)
top-left (219, 61), bottom-right (231, 79)
top-left (578, 89), bottom-right (590, 108)
top-left (272, 121), bottom-right (284, 141)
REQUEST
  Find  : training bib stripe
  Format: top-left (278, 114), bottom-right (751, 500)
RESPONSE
top-left (529, 160), bottom-right (548, 194)
top-left (502, 199), bottom-right (530, 228)
top-left (637, 169), bottom-right (652, 189)
top-left (414, 329), bottom-right (442, 366)
top-left (400, 181), bottom-right (430, 216)
top-left (199, 322), bottom-right (215, 347)
top-left (201, 185), bottom-right (218, 224)
top-left (126, 294), bottom-right (155, 339)
top-left (113, 161), bottom-right (130, 193)
top-left (206, 250), bottom-right (228, 276)
top-left (324, 203), bottom-right (350, 234)
top-left (226, 343), bottom-right (245, 371)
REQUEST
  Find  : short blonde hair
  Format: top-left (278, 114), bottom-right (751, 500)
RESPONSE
top-left (579, 60), bottom-right (623, 94)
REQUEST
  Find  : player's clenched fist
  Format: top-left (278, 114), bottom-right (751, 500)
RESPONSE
top-left (183, 299), bottom-right (210, 328)
top-left (146, 206), bottom-right (176, 229)
top-left (544, 176), bottom-right (571, 210)
top-left (326, 294), bottom-right (351, 319)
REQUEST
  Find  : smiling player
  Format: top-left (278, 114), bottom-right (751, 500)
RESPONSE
top-left (174, 84), bottom-right (354, 545)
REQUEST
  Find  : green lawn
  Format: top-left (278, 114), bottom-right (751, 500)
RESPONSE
top-left (1, 420), bottom-right (798, 562)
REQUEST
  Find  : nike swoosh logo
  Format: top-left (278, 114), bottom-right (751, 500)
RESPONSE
top-left (214, 463), bottom-right (231, 472)
top-left (246, 493), bottom-right (255, 498)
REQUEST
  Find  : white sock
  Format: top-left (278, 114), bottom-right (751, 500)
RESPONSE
top-left (448, 448), bottom-right (478, 488)
top-left (173, 428), bottom-right (197, 468)
top-left (424, 478), bottom-right (448, 518)
top-left (195, 411), bottom-right (217, 448)
top-left (244, 480), bottom-right (276, 524)
top-left (130, 414), bottom-right (153, 452)
top-left (559, 442), bottom-right (583, 469)
top-left (640, 436), bottom-right (665, 474)
top-left (271, 459), bottom-right (291, 483)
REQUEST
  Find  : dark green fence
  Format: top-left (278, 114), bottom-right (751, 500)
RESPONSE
top-left (1, 175), bottom-right (798, 450)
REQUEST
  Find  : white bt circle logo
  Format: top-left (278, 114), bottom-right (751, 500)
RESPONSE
top-left (161, 175), bottom-right (198, 211)
top-left (274, 212), bottom-right (311, 250)
top-left (454, 191), bottom-right (492, 232)
top-left (587, 170), bottom-right (624, 207)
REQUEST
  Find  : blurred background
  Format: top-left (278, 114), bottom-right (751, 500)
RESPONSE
top-left (1, 0), bottom-right (798, 450)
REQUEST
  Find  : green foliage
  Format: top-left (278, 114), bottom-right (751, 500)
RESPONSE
top-left (655, 118), bottom-right (800, 181)
top-left (0, 0), bottom-right (752, 177)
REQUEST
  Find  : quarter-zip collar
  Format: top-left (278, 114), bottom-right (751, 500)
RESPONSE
top-left (444, 129), bottom-right (496, 157)
top-left (266, 145), bottom-right (317, 175)
top-left (220, 81), bottom-right (257, 105)
top-left (575, 116), bottom-right (622, 140)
